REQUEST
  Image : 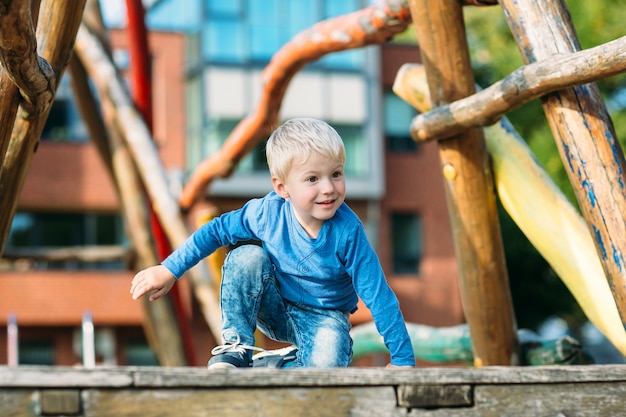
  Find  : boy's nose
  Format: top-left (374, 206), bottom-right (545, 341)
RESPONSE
top-left (320, 178), bottom-right (334, 194)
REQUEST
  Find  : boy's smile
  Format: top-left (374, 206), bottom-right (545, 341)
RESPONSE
top-left (272, 152), bottom-right (346, 238)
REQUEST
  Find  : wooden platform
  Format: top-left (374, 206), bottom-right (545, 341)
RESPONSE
top-left (1, 364), bottom-right (626, 416)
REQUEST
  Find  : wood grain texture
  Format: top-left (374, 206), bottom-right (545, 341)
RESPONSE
top-left (2, 366), bottom-right (626, 416)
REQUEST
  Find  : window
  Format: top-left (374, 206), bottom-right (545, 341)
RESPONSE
top-left (203, 0), bottom-right (364, 69)
top-left (205, 118), bottom-right (268, 173)
top-left (19, 340), bottom-right (55, 365)
top-left (391, 212), bottom-right (422, 274)
top-left (334, 124), bottom-right (367, 177)
top-left (384, 91), bottom-right (417, 152)
top-left (125, 339), bottom-right (159, 366)
top-left (7, 212), bottom-right (126, 270)
top-left (41, 74), bottom-right (89, 142)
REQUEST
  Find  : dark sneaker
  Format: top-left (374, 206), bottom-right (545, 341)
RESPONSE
top-left (207, 333), bottom-right (263, 370)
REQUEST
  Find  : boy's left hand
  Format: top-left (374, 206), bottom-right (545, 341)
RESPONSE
top-left (130, 265), bottom-right (176, 301)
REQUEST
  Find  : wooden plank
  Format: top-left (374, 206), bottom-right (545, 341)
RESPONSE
top-left (407, 0), bottom-right (518, 366)
top-left (2, 366), bottom-right (626, 416)
top-left (0, 390), bottom-right (32, 417)
top-left (404, 382), bottom-right (626, 416)
top-left (471, 382), bottom-right (626, 417)
top-left (398, 384), bottom-right (473, 408)
top-left (82, 387), bottom-right (402, 417)
top-left (0, 367), bottom-right (134, 388)
top-left (499, 0), bottom-right (626, 325)
top-left (40, 389), bottom-right (81, 415)
top-left (3, 365), bottom-right (626, 388)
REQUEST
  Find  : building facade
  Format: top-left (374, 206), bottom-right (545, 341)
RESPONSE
top-left (0, 1), bottom-right (462, 367)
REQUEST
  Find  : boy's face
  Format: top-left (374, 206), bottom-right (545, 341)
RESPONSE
top-left (272, 152), bottom-right (346, 238)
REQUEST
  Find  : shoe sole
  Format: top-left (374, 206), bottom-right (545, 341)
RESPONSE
top-left (207, 362), bottom-right (238, 370)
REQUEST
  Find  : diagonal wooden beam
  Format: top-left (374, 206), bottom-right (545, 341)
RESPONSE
top-left (74, 22), bottom-right (223, 344)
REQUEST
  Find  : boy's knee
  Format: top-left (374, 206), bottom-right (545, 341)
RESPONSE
top-left (222, 244), bottom-right (270, 283)
top-left (226, 244), bottom-right (267, 266)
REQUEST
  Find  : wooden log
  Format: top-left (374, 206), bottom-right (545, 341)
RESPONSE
top-left (410, 34), bottom-right (626, 142)
top-left (65, 2), bottom-right (189, 367)
top-left (407, 0), bottom-right (518, 366)
top-left (500, 0), bottom-right (626, 325)
top-left (0, 0), bottom-right (54, 115)
top-left (0, 0), bottom-right (86, 254)
top-left (0, 76), bottom-right (19, 178)
top-left (73, 23), bottom-right (223, 342)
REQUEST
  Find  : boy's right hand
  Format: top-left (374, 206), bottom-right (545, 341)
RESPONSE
top-left (130, 265), bottom-right (176, 301)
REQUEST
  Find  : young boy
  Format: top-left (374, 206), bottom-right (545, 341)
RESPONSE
top-left (130, 118), bottom-right (415, 369)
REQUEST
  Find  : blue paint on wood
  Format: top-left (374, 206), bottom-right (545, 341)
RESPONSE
top-left (582, 180), bottom-right (597, 208)
top-left (608, 132), bottom-right (626, 190)
top-left (612, 245), bottom-right (624, 274)
top-left (593, 225), bottom-right (608, 260)
top-left (561, 140), bottom-right (575, 174)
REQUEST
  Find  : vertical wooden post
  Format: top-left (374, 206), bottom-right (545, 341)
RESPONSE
top-left (408, 0), bottom-right (518, 365)
top-left (500, 0), bottom-right (626, 325)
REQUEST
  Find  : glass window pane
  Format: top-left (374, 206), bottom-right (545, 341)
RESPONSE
top-left (19, 340), bottom-right (55, 365)
top-left (205, 118), bottom-right (268, 173)
top-left (250, 22), bottom-right (282, 60)
top-left (385, 92), bottom-right (417, 152)
top-left (334, 124), bottom-right (367, 177)
top-left (391, 212), bottom-right (422, 274)
top-left (39, 214), bottom-right (84, 247)
top-left (125, 340), bottom-right (159, 366)
top-left (207, 0), bottom-right (243, 16)
top-left (319, 49), bottom-right (364, 70)
top-left (324, 0), bottom-right (358, 18)
top-left (288, 0), bottom-right (319, 38)
top-left (203, 21), bottom-right (245, 63)
top-left (249, 0), bottom-right (284, 60)
top-left (385, 92), bottom-right (416, 136)
top-left (249, 0), bottom-right (277, 19)
top-left (7, 213), bottom-right (34, 247)
top-left (42, 75), bottom-right (88, 142)
top-left (95, 215), bottom-right (122, 245)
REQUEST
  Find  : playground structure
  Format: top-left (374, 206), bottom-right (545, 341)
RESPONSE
top-left (2, 0), bottom-right (626, 414)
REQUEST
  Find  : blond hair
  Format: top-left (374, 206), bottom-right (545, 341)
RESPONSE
top-left (266, 118), bottom-right (346, 180)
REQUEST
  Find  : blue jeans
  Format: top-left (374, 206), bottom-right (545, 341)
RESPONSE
top-left (219, 244), bottom-right (353, 367)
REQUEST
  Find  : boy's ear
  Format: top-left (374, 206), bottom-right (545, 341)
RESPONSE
top-left (272, 177), bottom-right (289, 198)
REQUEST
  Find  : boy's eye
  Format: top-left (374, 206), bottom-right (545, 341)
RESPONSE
top-left (306, 176), bottom-right (318, 183)
top-left (332, 171), bottom-right (342, 178)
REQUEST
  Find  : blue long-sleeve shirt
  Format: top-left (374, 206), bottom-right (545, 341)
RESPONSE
top-left (163, 191), bottom-right (415, 366)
